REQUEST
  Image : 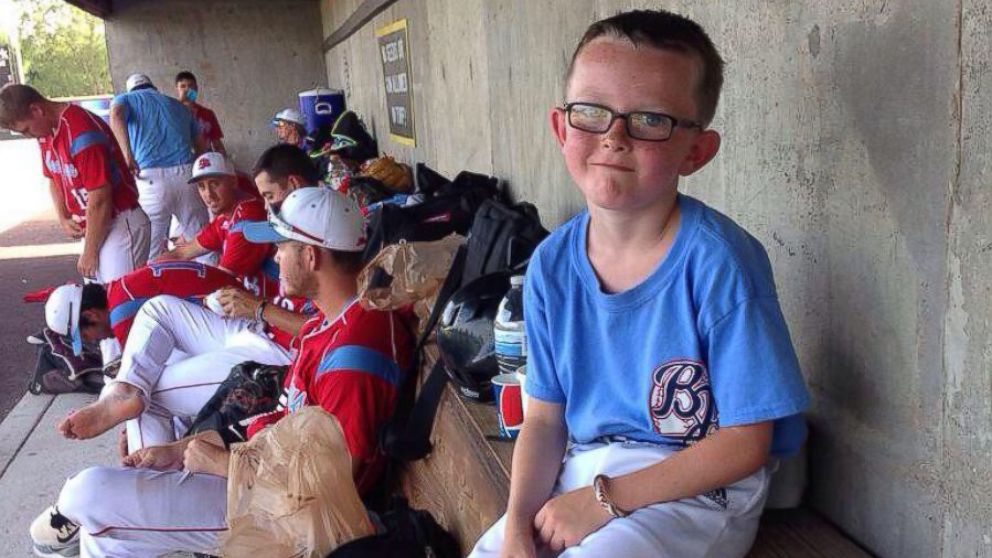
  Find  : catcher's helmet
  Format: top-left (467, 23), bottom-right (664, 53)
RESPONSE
top-left (45, 284), bottom-right (84, 356)
top-left (436, 273), bottom-right (510, 401)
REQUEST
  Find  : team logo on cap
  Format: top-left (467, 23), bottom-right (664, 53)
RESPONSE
top-left (198, 157), bottom-right (212, 170)
top-left (649, 359), bottom-right (717, 442)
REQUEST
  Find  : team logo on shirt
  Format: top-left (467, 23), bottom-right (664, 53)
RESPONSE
top-left (45, 152), bottom-right (61, 174)
top-left (648, 359), bottom-right (718, 442)
top-left (286, 383), bottom-right (306, 412)
top-left (63, 163), bottom-right (79, 179)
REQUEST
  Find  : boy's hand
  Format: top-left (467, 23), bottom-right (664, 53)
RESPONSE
top-left (123, 444), bottom-right (184, 471)
top-left (184, 437), bottom-right (230, 477)
top-left (534, 486), bottom-right (612, 552)
top-left (500, 515), bottom-right (539, 558)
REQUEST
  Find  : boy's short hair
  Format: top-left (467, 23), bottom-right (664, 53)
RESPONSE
top-left (175, 71), bottom-right (197, 85)
top-left (252, 144), bottom-right (320, 184)
top-left (566, 9), bottom-right (724, 126)
top-left (79, 283), bottom-right (108, 328)
top-left (0, 84), bottom-right (46, 128)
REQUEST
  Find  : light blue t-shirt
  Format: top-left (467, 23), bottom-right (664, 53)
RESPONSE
top-left (111, 89), bottom-right (197, 169)
top-left (523, 194), bottom-right (810, 456)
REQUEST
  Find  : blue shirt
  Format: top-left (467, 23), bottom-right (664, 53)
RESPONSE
top-left (111, 89), bottom-right (197, 168)
top-left (524, 194), bottom-right (810, 456)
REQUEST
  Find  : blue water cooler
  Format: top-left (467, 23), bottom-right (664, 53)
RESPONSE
top-left (298, 88), bottom-right (345, 134)
top-left (74, 95), bottom-right (113, 124)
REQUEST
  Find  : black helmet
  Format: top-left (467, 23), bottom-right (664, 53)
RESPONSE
top-left (436, 273), bottom-right (510, 401)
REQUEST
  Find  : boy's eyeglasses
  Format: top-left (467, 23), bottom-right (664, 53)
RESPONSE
top-left (562, 102), bottom-right (702, 142)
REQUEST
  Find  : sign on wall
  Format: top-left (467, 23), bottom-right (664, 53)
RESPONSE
top-left (376, 18), bottom-right (416, 147)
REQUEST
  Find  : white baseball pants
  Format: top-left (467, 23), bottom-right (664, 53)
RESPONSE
top-left (58, 466), bottom-right (227, 557)
top-left (135, 164), bottom-right (208, 258)
top-left (94, 207), bottom-right (150, 284)
top-left (469, 440), bottom-right (772, 558)
top-left (113, 295), bottom-right (291, 450)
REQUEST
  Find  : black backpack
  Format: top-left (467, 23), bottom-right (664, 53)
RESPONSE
top-left (325, 497), bottom-right (460, 558)
top-left (361, 166), bottom-right (502, 264)
top-left (184, 361), bottom-right (288, 446)
top-left (28, 328), bottom-right (104, 395)
top-left (380, 197), bottom-right (549, 462)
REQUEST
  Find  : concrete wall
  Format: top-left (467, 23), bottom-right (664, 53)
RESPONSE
top-left (321, 1), bottom-right (991, 557)
top-left (104, 0), bottom-right (326, 169)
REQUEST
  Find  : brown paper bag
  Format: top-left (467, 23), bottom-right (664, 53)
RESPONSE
top-left (358, 233), bottom-right (464, 330)
top-left (222, 407), bottom-right (375, 557)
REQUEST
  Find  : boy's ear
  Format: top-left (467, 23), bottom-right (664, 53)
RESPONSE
top-left (678, 129), bottom-right (721, 176)
top-left (549, 107), bottom-right (567, 149)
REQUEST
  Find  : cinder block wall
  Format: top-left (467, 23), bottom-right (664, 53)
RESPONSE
top-left (104, 0), bottom-right (327, 169)
top-left (321, 1), bottom-right (992, 556)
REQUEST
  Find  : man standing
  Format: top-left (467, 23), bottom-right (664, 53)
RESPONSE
top-left (110, 73), bottom-right (208, 259)
top-left (0, 84), bottom-right (150, 282)
top-left (175, 71), bottom-right (226, 155)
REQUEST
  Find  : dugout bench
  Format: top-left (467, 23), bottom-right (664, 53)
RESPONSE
top-left (397, 380), bottom-right (872, 557)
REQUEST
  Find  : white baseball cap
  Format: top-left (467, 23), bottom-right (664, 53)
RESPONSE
top-left (45, 284), bottom-right (84, 356)
top-left (272, 108), bottom-right (305, 126)
top-left (243, 187), bottom-right (366, 252)
top-left (125, 73), bottom-right (154, 92)
top-left (188, 152), bottom-right (235, 184)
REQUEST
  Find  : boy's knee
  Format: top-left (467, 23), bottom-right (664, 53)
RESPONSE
top-left (58, 467), bottom-right (119, 525)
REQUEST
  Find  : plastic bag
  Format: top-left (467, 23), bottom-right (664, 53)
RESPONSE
top-left (358, 233), bottom-right (464, 327)
top-left (223, 407), bottom-right (375, 558)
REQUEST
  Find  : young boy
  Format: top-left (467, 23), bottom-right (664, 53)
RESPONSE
top-left (470, 10), bottom-right (809, 558)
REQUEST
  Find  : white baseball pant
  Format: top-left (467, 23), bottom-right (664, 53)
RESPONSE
top-left (469, 440), bottom-right (772, 558)
top-left (57, 466), bottom-right (227, 557)
top-left (93, 206), bottom-right (151, 284)
top-left (113, 295), bottom-right (291, 450)
top-left (135, 164), bottom-right (208, 258)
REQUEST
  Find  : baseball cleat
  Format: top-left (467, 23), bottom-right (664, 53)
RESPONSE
top-left (26, 330), bottom-right (46, 345)
top-left (30, 505), bottom-right (80, 557)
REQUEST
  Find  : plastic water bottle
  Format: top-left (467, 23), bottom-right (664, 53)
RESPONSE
top-left (494, 275), bottom-right (526, 376)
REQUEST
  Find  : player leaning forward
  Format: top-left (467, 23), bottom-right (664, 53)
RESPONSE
top-left (31, 186), bottom-right (413, 557)
top-left (0, 84), bottom-right (150, 282)
top-left (469, 10), bottom-right (809, 558)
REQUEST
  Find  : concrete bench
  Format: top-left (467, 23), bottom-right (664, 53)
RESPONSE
top-left (398, 384), bottom-right (871, 557)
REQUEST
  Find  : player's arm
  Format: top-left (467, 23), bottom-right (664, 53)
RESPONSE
top-left (109, 102), bottom-right (136, 174)
top-left (47, 179), bottom-right (82, 239)
top-left (78, 186), bottom-right (112, 278)
top-left (153, 238), bottom-right (209, 262)
top-left (215, 287), bottom-right (308, 335)
top-left (533, 422), bottom-right (772, 552)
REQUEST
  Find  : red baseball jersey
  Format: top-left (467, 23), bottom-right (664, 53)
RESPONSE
top-left (196, 198), bottom-right (273, 284)
top-left (107, 261), bottom-right (242, 346)
top-left (189, 103), bottom-right (224, 143)
top-left (246, 301), bottom-right (414, 494)
top-left (43, 104), bottom-right (140, 226)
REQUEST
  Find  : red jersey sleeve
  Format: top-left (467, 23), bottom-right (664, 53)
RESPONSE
top-left (205, 108), bottom-right (224, 141)
top-left (218, 201), bottom-right (271, 277)
top-left (70, 134), bottom-right (115, 191)
top-left (195, 218), bottom-right (224, 251)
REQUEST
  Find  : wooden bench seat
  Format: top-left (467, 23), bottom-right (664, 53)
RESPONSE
top-left (398, 383), bottom-right (871, 558)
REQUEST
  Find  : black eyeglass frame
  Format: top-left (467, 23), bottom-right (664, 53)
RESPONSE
top-left (561, 102), bottom-right (703, 142)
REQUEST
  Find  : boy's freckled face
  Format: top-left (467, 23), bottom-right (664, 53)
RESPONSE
top-left (556, 38), bottom-right (708, 212)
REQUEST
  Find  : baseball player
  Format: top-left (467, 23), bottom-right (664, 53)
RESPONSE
top-left (110, 73), bottom-right (209, 259)
top-left (31, 187), bottom-right (412, 558)
top-left (271, 107), bottom-right (309, 149)
top-left (0, 84), bottom-right (151, 283)
top-left (54, 146), bottom-right (324, 450)
top-left (153, 152), bottom-right (275, 294)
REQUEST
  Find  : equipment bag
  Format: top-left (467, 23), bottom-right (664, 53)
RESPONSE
top-left (185, 360), bottom-right (288, 446)
top-left (381, 198), bottom-right (548, 462)
top-left (325, 497), bottom-right (460, 558)
top-left (28, 328), bottom-right (104, 395)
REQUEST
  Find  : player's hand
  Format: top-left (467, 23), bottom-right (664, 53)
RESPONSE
top-left (77, 251), bottom-right (98, 279)
top-left (59, 217), bottom-right (84, 240)
top-left (500, 515), bottom-right (539, 558)
top-left (151, 250), bottom-right (180, 263)
top-left (216, 287), bottom-right (262, 320)
top-left (184, 437), bottom-right (230, 477)
top-left (126, 156), bottom-right (140, 177)
top-left (534, 486), bottom-right (612, 552)
top-left (123, 444), bottom-right (184, 471)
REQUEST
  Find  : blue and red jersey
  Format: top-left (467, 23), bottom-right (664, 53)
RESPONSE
top-left (246, 301), bottom-right (414, 494)
top-left (41, 104), bottom-right (140, 226)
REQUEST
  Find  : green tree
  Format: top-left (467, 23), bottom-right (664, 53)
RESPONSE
top-left (16, 0), bottom-right (110, 97)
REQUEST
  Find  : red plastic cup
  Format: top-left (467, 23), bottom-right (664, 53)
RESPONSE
top-left (492, 373), bottom-right (523, 439)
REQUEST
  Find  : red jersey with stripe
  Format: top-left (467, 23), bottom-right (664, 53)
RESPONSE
top-left (106, 261), bottom-right (242, 346)
top-left (189, 103), bottom-right (224, 144)
top-left (44, 104), bottom-right (140, 226)
top-left (195, 198), bottom-right (273, 287)
top-left (246, 301), bottom-right (413, 494)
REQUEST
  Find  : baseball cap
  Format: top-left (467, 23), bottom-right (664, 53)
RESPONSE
top-left (125, 73), bottom-right (154, 92)
top-left (188, 152), bottom-right (235, 184)
top-left (272, 108), bottom-right (305, 126)
top-left (243, 187), bottom-right (365, 252)
top-left (45, 284), bottom-right (84, 356)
